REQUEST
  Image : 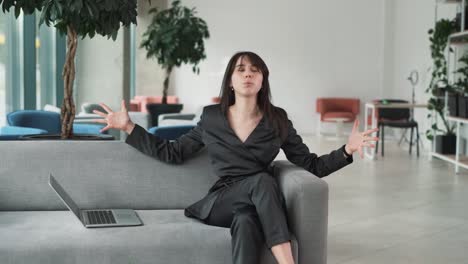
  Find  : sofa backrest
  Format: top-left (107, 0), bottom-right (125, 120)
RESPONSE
top-left (0, 141), bottom-right (217, 211)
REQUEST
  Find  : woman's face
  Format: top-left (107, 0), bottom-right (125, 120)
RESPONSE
top-left (230, 56), bottom-right (263, 98)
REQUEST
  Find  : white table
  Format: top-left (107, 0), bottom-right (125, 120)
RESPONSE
top-left (364, 102), bottom-right (427, 160)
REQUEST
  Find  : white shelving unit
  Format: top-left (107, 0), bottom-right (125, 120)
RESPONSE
top-left (438, 0), bottom-right (462, 3)
top-left (431, 0), bottom-right (468, 173)
top-left (430, 116), bottom-right (468, 173)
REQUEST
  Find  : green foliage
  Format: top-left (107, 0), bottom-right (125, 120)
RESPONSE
top-left (426, 19), bottom-right (458, 139)
top-left (0, 0), bottom-right (44, 17)
top-left (140, 0), bottom-right (209, 74)
top-left (0, 0), bottom-right (137, 40)
top-left (454, 53), bottom-right (468, 94)
top-left (427, 19), bottom-right (457, 95)
top-left (40, 0), bottom-right (137, 40)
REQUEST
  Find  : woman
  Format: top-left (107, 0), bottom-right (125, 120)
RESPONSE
top-left (92, 51), bottom-right (378, 264)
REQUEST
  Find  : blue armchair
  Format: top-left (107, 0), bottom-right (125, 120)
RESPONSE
top-left (6, 110), bottom-right (107, 135)
top-left (0, 126), bottom-right (48, 140)
top-left (73, 124), bottom-right (106, 135)
top-left (7, 110), bottom-right (61, 134)
top-left (148, 125), bottom-right (195, 140)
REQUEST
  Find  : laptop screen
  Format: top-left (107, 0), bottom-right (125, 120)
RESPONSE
top-left (49, 174), bottom-right (82, 223)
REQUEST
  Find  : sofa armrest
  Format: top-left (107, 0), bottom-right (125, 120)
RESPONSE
top-left (273, 160), bottom-right (328, 264)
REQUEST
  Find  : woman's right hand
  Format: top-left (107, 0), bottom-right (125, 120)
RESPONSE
top-left (91, 100), bottom-right (135, 134)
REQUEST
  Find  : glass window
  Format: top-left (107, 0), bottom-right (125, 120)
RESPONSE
top-left (35, 13), bottom-right (41, 109)
top-left (0, 14), bottom-right (7, 125)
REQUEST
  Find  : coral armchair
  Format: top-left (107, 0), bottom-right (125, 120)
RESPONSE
top-left (316, 98), bottom-right (360, 137)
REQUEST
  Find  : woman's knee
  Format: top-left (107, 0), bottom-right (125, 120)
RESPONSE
top-left (252, 173), bottom-right (279, 191)
top-left (230, 208), bottom-right (262, 235)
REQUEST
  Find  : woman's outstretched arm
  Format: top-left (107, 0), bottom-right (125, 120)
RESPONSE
top-left (281, 118), bottom-right (378, 178)
top-left (91, 100), bottom-right (205, 164)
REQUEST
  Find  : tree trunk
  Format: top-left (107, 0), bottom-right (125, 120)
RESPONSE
top-left (61, 26), bottom-right (78, 139)
top-left (162, 67), bottom-right (172, 104)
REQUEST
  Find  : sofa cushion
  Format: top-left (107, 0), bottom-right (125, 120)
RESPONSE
top-left (322, 111), bottom-right (354, 122)
top-left (0, 210), bottom-right (298, 264)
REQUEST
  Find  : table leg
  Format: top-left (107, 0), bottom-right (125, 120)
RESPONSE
top-left (456, 121), bottom-right (460, 174)
top-left (364, 105), bottom-right (376, 160)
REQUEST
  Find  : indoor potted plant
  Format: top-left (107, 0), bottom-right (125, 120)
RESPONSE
top-left (140, 0), bottom-right (209, 126)
top-left (427, 18), bottom-right (457, 154)
top-left (0, 0), bottom-right (137, 139)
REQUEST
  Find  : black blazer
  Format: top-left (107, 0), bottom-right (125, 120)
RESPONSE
top-left (125, 104), bottom-right (353, 220)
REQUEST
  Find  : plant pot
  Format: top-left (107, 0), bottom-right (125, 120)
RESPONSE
top-left (435, 134), bottom-right (456, 155)
top-left (19, 134), bottom-right (115, 140)
top-left (458, 95), bottom-right (468, 118)
top-left (146, 103), bottom-right (183, 127)
top-left (433, 87), bottom-right (447, 97)
top-left (448, 93), bottom-right (459, 117)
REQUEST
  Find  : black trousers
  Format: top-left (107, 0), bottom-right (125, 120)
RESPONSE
top-left (204, 173), bottom-right (291, 264)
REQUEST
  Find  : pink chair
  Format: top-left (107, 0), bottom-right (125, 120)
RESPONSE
top-left (129, 96), bottom-right (179, 113)
top-left (316, 97), bottom-right (360, 137)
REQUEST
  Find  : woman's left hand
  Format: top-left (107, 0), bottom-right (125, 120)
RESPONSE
top-left (345, 119), bottom-right (379, 159)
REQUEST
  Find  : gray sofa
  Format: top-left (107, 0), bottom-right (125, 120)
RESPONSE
top-left (0, 141), bottom-right (329, 264)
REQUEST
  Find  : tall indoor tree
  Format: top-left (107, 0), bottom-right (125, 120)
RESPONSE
top-left (0, 0), bottom-right (138, 138)
top-left (140, 0), bottom-right (209, 104)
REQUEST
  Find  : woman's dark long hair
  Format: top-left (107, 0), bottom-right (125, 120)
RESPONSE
top-left (219, 51), bottom-right (289, 141)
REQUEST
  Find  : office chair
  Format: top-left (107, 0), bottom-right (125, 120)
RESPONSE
top-left (374, 99), bottom-right (419, 157)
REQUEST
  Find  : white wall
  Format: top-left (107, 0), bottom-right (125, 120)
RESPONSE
top-left (72, 0), bottom-right (468, 149)
top-left (75, 32), bottom-right (124, 112)
top-left (77, 0), bottom-right (432, 137)
top-left (135, 0), bottom-right (169, 97)
top-left (170, 0), bottom-right (386, 134)
top-left (75, 0), bottom-right (168, 112)
top-left (385, 0), bottom-right (458, 149)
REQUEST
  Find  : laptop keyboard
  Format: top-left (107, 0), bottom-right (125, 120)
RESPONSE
top-left (86, 210), bottom-right (117, 225)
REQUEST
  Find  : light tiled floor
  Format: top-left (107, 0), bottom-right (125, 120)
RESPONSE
top-left (276, 134), bottom-right (468, 264)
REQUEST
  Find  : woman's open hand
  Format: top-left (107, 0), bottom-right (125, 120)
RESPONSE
top-left (91, 100), bottom-right (135, 134)
top-left (345, 119), bottom-right (379, 159)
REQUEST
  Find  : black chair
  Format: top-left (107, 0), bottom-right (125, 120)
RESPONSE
top-left (374, 99), bottom-right (420, 157)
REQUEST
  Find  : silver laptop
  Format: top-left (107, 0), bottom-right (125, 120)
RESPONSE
top-left (49, 174), bottom-right (143, 228)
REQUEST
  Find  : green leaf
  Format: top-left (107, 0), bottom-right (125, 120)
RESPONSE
top-left (140, 0), bottom-right (209, 77)
top-left (111, 30), bottom-right (118, 41)
top-left (427, 134), bottom-right (434, 141)
top-left (14, 4), bottom-right (20, 18)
